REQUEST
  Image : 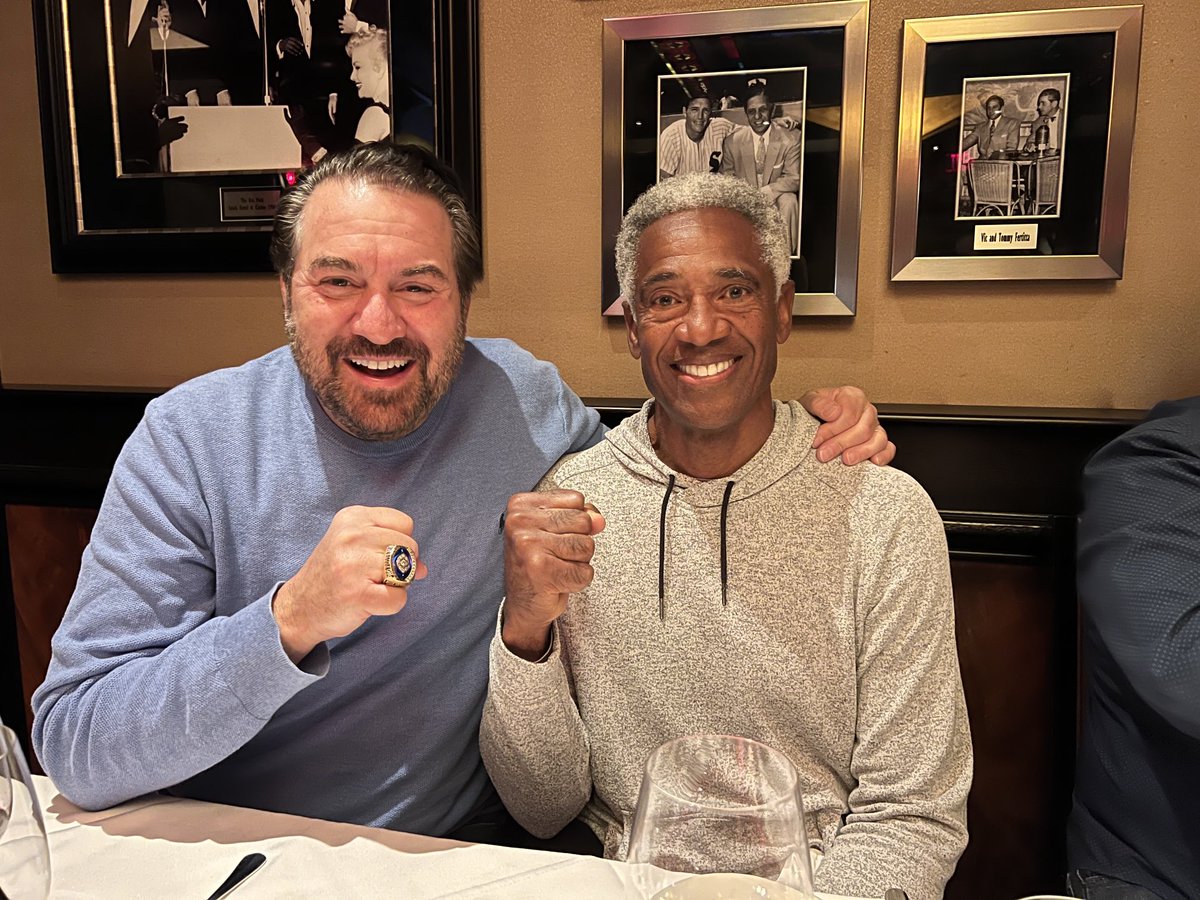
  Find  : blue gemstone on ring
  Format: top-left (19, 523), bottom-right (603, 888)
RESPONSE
top-left (390, 546), bottom-right (414, 578)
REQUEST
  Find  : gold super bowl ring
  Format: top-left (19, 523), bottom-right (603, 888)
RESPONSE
top-left (383, 544), bottom-right (416, 588)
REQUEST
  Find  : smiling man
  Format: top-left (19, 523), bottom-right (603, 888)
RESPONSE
top-left (658, 92), bottom-right (738, 179)
top-left (481, 173), bottom-right (972, 900)
top-left (33, 143), bottom-right (893, 840)
top-left (720, 87), bottom-right (801, 254)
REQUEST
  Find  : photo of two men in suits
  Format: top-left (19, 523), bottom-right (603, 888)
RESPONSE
top-left (954, 73), bottom-right (1070, 221)
top-left (656, 68), bottom-right (807, 256)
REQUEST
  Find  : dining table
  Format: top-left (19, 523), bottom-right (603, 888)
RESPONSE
top-left (30, 775), bottom-right (875, 899)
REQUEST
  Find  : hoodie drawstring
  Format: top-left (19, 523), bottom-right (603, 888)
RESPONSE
top-left (657, 474), bottom-right (675, 621)
top-left (719, 480), bottom-right (734, 607)
top-left (657, 476), bottom-right (736, 619)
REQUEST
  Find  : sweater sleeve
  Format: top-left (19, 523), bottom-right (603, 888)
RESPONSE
top-left (31, 406), bottom-right (325, 810)
top-left (479, 604), bottom-right (593, 838)
top-left (814, 473), bottom-right (972, 900)
top-left (555, 374), bottom-right (606, 455)
top-left (1077, 401), bottom-right (1200, 739)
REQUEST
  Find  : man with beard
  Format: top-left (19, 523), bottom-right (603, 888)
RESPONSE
top-left (33, 143), bottom-right (894, 840)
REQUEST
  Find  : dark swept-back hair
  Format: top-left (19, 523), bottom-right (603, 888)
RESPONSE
top-left (270, 141), bottom-right (482, 305)
top-left (742, 87), bottom-right (772, 114)
top-left (1039, 87), bottom-right (1061, 104)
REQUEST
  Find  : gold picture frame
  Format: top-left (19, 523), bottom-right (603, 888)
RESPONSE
top-left (601, 1), bottom-right (869, 316)
top-left (891, 5), bottom-right (1143, 281)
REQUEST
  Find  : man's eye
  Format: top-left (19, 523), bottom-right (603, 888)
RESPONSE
top-left (323, 277), bottom-right (354, 288)
top-left (725, 285), bottom-right (750, 300)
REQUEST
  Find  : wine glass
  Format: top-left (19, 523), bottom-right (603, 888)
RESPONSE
top-left (627, 734), bottom-right (815, 900)
top-left (0, 723), bottom-right (52, 900)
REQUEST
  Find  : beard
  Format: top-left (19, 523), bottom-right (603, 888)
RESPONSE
top-left (286, 308), bottom-right (466, 442)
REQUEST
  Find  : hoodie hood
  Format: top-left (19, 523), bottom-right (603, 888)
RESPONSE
top-left (603, 399), bottom-right (821, 505)
top-left (602, 398), bottom-right (821, 618)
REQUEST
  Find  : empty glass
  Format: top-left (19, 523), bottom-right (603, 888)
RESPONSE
top-left (627, 734), bottom-right (815, 900)
top-left (0, 723), bottom-right (52, 900)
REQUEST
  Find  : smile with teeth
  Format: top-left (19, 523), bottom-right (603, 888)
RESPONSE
top-left (348, 357), bottom-right (412, 373)
top-left (676, 359), bottom-right (735, 378)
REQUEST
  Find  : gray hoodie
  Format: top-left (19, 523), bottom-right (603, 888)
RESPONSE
top-left (481, 400), bottom-right (972, 900)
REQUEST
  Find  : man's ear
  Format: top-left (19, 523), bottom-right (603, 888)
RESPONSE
top-left (776, 280), bottom-right (795, 344)
top-left (623, 300), bottom-right (642, 359)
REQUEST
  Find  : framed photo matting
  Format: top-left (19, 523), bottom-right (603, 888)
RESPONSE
top-left (891, 5), bottom-right (1143, 281)
top-left (33, 0), bottom-right (480, 273)
top-left (601, 1), bottom-right (869, 316)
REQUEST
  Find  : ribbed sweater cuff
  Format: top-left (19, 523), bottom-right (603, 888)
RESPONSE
top-left (490, 600), bottom-right (566, 700)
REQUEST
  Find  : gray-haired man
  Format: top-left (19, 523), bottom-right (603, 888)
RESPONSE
top-left (482, 173), bottom-right (971, 899)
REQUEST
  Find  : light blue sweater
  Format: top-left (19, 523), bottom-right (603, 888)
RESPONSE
top-left (32, 339), bottom-right (603, 836)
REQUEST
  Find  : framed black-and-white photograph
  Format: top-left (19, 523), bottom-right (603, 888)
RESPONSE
top-left (656, 68), bottom-right (807, 257)
top-left (602, 1), bottom-right (868, 316)
top-left (891, 6), bottom-right (1142, 281)
top-left (955, 74), bottom-right (1068, 221)
top-left (33, 0), bottom-right (479, 273)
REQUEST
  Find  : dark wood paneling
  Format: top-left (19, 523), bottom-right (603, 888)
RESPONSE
top-left (5, 505), bottom-right (96, 772)
top-left (945, 558), bottom-right (1076, 900)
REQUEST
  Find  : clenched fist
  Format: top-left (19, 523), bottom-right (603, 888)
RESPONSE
top-left (501, 490), bottom-right (605, 661)
top-left (273, 506), bottom-right (428, 663)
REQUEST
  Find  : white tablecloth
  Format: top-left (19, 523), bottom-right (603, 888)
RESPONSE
top-left (33, 776), bottom-right (869, 899)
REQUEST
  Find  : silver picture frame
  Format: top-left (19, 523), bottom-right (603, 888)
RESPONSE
top-left (601, 1), bottom-right (869, 316)
top-left (891, 5), bottom-right (1143, 281)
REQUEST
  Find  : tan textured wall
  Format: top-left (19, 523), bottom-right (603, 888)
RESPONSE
top-left (1, 0), bottom-right (1196, 407)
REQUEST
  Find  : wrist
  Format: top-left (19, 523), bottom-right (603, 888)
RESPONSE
top-left (501, 608), bottom-right (553, 662)
top-left (272, 582), bottom-right (318, 664)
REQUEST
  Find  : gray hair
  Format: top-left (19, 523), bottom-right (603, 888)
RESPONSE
top-left (270, 142), bottom-right (482, 306)
top-left (615, 173), bottom-right (791, 305)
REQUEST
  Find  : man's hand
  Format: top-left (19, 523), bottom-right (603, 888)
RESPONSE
top-left (156, 114), bottom-right (188, 145)
top-left (153, 2), bottom-right (172, 36)
top-left (502, 491), bottom-right (605, 662)
top-left (279, 36), bottom-right (306, 57)
top-left (273, 506), bottom-right (428, 663)
top-left (339, 11), bottom-right (361, 34)
top-left (801, 386), bottom-right (896, 466)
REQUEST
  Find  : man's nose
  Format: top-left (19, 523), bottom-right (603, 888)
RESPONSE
top-left (676, 297), bottom-right (730, 346)
top-left (353, 290), bottom-right (406, 344)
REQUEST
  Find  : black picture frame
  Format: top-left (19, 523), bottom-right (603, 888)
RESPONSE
top-left (32, 0), bottom-right (480, 274)
top-left (601, 2), bottom-right (868, 317)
